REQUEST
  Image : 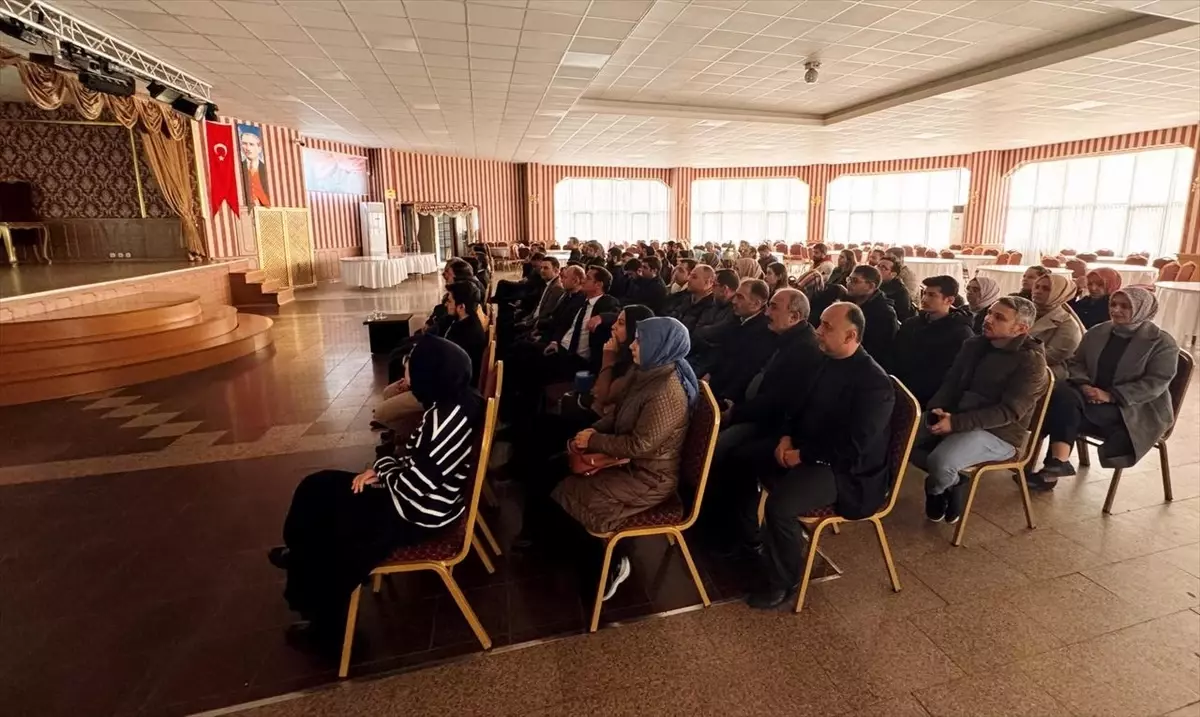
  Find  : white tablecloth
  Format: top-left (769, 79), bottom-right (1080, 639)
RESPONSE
top-left (548, 250), bottom-right (572, 263)
top-left (1154, 281), bottom-right (1200, 346)
top-left (976, 265), bottom-right (1073, 296)
top-left (905, 257), bottom-right (964, 284)
top-left (955, 255), bottom-right (996, 276)
top-left (1091, 256), bottom-right (1127, 264)
top-left (340, 257), bottom-right (409, 289)
top-left (1087, 264), bottom-right (1157, 287)
top-left (403, 253), bottom-right (439, 274)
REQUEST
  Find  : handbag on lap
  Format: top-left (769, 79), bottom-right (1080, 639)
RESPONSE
top-left (567, 441), bottom-right (629, 476)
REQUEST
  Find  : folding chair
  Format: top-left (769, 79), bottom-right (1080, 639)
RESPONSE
top-left (586, 381), bottom-right (721, 632)
top-left (475, 353), bottom-right (503, 555)
top-left (1079, 351), bottom-right (1192, 514)
top-left (951, 369), bottom-right (1053, 547)
top-left (339, 395), bottom-right (500, 677)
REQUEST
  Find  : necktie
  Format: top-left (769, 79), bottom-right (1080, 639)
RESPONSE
top-left (568, 303), bottom-right (587, 355)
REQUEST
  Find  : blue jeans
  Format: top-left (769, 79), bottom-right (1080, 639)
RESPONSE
top-left (922, 426), bottom-right (1016, 495)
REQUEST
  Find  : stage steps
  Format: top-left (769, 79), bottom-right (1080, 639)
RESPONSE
top-left (0, 293), bottom-right (274, 406)
top-left (228, 269), bottom-right (295, 309)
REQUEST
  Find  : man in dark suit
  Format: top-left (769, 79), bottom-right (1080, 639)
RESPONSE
top-left (622, 256), bottom-right (668, 314)
top-left (443, 281), bottom-right (488, 385)
top-left (705, 278), bottom-right (775, 403)
top-left (845, 264), bottom-right (900, 368)
top-left (540, 265), bottom-right (619, 378)
top-left (878, 255), bottom-right (915, 323)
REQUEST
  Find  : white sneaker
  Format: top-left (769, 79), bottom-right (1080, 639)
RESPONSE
top-left (601, 556), bottom-right (631, 602)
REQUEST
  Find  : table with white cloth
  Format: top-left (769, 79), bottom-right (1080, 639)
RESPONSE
top-left (1091, 256), bottom-right (1127, 264)
top-left (339, 257), bottom-right (410, 289)
top-left (1153, 281), bottom-right (1200, 346)
top-left (1090, 264), bottom-right (1157, 288)
top-left (976, 265), bottom-right (1073, 297)
top-left (904, 257), bottom-right (964, 284)
top-left (548, 250), bottom-right (572, 263)
top-left (402, 253), bottom-right (439, 274)
top-left (955, 254), bottom-right (996, 277)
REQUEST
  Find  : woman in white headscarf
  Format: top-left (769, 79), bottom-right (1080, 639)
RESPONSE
top-left (966, 275), bottom-right (1002, 334)
top-left (1030, 273), bottom-right (1083, 380)
top-left (1028, 287), bottom-right (1178, 489)
top-left (733, 257), bottom-right (764, 280)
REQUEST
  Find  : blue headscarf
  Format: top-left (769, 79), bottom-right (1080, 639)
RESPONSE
top-left (635, 316), bottom-right (699, 406)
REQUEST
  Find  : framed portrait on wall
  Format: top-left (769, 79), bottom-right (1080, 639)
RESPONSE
top-left (237, 123), bottom-right (272, 208)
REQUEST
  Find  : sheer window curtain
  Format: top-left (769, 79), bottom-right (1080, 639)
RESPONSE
top-left (824, 169), bottom-right (970, 247)
top-left (553, 178), bottom-right (669, 246)
top-left (689, 178), bottom-right (809, 245)
top-left (1002, 147), bottom-right (1193, 258)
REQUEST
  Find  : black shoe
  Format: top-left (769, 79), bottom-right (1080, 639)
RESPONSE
top-left (944, 482), bottom-right (967, 525)
top-left (925, 492), bottom-right (948, 522)
top-left (1025, 471), bottom-right (1059, 492)
top-left (1039, 457), bottom-right (1076, 478)
top-left (267, 546), bottom-right (291, 570)
top-left (713, 540), bottom-right (764, 560)
top-left (746, 584), bottom-right (798, 610)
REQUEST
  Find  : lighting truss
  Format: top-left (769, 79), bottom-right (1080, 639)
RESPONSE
top-left (0, 0), bottom-right (211, 101)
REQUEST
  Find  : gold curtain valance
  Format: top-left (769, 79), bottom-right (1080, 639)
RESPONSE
top-left (414, 202), bottom-right (473, 215)
top-left (0, 49), bottom-right (187, 140)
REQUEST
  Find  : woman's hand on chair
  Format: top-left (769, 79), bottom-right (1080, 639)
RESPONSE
top-left (352, 469), bottom-right (378, 493)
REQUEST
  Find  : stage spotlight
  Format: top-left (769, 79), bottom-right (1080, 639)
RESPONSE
top-left (170, 96), bottom-right (207, 121)
top-left (147, 80), bottom-right (181, 104)
top-left (79, 70), bottom-right (135, 97)
top-left (0, 17), bottom-right (40, 45)
top-left (204, 103), bottom-right (219, 122)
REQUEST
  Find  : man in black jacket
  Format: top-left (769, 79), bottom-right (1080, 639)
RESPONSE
top-left (705, 278), bottom-right (774, 403)
top-left (688, 268), bottom-right (739, 374)
top-left (531, 265), bottom-right (584, 340)
top-left (845, 264), bottom-right (899, 368)
top-left (669, 263), bottom-right (720, 334)
top-left (877, 255), bottom-right (915, 323)
top-left (443, 280), bottom-right (488, 385)
top-left (889, 275), bottom-right (975, 407)
top-left (745, 302), bottom-right (895, 609)
top-left (539, 265), bottom-right (620, 379)
top-left (623, 256), bottom-right (668, 314)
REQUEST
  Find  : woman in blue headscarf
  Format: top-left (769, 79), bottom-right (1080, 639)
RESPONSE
top-left (546, 317), bottom-right (697, 601)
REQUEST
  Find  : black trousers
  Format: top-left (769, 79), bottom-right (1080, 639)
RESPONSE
top-left (1043, 383), bottom-right (1132, 460)
top-left (756, 466), bottom-right (839, 590)
top-left (282, 470), bottom-right (435, 630)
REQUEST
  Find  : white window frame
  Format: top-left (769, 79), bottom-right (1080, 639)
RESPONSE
top-left (1002, 146), bottom-right (1194, 258)
top-left (553, 178), bottom-right (670, 247)
top-left (689, 177), bottom-right (809, 245)
top-left (824, 168), bottom-right (970, 248)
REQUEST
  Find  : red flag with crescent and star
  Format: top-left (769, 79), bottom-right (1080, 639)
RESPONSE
top-left (205, 121), bottom-right (239, 217)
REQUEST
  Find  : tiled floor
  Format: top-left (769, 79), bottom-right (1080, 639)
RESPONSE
top-left (2, 277), bottom-right (1198, 717)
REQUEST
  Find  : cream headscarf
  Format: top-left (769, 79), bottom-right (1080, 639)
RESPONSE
top-left (968, 276), bottom-right (1001, 311)
top-left (1035, 274), bottom-right (1075, 318)
top-left (734, 257), bottom-right (764, 280)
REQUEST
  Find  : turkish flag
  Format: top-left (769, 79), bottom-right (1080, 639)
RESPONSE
top-left (205, 121), bottom-right (239, 217)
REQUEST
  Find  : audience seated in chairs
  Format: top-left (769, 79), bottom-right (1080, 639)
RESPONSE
top-left (883, 247), bottom-right (919, 296)
top-left (701, 279), bottom-right (775, 404)
top-left (518, 317), bottom-right (697, 602)
top-left (877, 254), bottom-right (915, 323)
top-left (889, 275), bottom-right (975, 407)
top-left (668, 263), bottom-right (724, 334)
top-left (916, 296), bottom-right (1049, 524)
top-left (1027, 287), bottom-right (1178, 491)
top-left (844, 264), bottom-right (900, 367)
top-left (966, 276), bottom-right (1001, 335)
top-left (623, 256), bottom-right (668, 314)
top-left (512, 256), bottom-right (564, 336)
top-left (1069, 268), bottom-right (1121, 330)
top-left (272, 336), bottom-right (484, 651)
top-left (666, 258), bottom-right (696, 298)
top-left (687, 269), bottom-right (740, 373)
top-left (1013, 265), bottom-right (1050, 300)
top-left (1031, 273), bottom-right (1084, 380)
top-left (735, 302), bottom-right (895, 609)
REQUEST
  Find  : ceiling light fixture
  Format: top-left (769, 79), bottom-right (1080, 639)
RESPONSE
top-left (652, 140), bottom-right (677, 145)
top-left (1060, 100), bottom-right (1107, 111)
top-left (804, 59), bottom-right (820, 84)
top-left (413, 103), bottom-right (441, 110)
top-left (561, 52), bottom-right (610, 69)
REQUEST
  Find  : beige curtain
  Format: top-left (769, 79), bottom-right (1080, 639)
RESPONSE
top-left (140, 130), bottom-right (206, 257)
top-left (1, 49), bottom-right (187, 140)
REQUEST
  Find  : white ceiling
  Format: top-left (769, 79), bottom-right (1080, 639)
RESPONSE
top-left (12, 0), bottom-right (1200, 165)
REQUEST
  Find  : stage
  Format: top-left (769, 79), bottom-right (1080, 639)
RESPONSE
top-left (0, 260), bottom-right (197, 299)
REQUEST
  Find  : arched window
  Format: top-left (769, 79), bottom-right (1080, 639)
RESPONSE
top-left (1003, 147), bottom-right (1194, 258)
top-left (825, 169), bottom-right (970, 247)
top-left (689, 178), bottom-right (809, 244)
top-left (553, 178), bottom-right (669, 246)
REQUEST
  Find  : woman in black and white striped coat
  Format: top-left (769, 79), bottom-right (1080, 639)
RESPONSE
top-left (271, 335), bottom-right (483, 648)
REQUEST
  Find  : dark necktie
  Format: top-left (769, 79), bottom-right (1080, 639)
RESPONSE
top-left (568, 303), bottom-right (587, 355)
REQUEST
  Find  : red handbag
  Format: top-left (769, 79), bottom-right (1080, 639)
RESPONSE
top-left (567, 441), bottom-right (629, 476)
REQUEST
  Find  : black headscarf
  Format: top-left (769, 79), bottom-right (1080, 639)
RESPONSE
top-left (614, 304), bottom-right (654, 378)
top-left (407, 335), bottom-right (483, 419)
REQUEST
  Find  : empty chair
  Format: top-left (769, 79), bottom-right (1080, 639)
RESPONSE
top-left (1065, 258), bottom-right (1088, 280)
top-left (1009, 251), bottom-right (1023, 264)
top-left (995, 253), bottom-right (1010, 266)
top-left (774, 242), bottom-right (787, 253)
top-left (1124, 255), bottom-right (1149, 266)
top-left (1077, 252), bottom-right (1098, 263)
top-left (1159, 261), bottom-right (1181, 281)
top-left (1153, 257), bottom-right (1171, 270)
top-left (1042, 256), bottom-right (1061, 268)
top-left (983, 248), bottom-right (1000, 256)
top-left (902, 245), bottom-right (914, 257)
top-left (940, 250), bottom-right (955, 259)
top-left (1097, 249), bottom-right (1115, 257)
top-left (1176, 261), bottom-right (1197, 282)
top-left (1060, 248), bottom-right (1077, 256)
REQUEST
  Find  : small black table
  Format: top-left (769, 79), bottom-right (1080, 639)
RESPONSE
top-left (363, 313), bottom-right (413, 355)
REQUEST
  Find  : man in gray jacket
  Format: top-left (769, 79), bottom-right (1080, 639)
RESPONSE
top-left (919, 296), bottom-right (1049, 524)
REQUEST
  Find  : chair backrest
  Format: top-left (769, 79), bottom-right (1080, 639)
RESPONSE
top-left (788, 242), bottom-right (804, 256)
top-left (1009, 251), bottom-right (1023, 264)
top-left (1097, 248), bottom-right (1114, 257)
top-left (478, 338), bottom-right (497, 392)
top-left (1177, 261), bottom-right (1197, 282)
top-left (485, 359), bottom-right (504, 402)
top-left (1153, 257), bottom-right (1170, 270)
top-left (774, 242), bottom-right (787, 253)
top-left (995, 253), bottom-right (1009, 265)
top-left (1041, 256), bottom-right (1060, 268)
top-left (1162, 351), bottom-right (1193, 440)
top-left (984, 248), bottom-right (1000, 256)
top-left (1124, 255), bottom-right (1148, 265)
top-left (1159, 261), bottom-right (1180, 281)
top-left (902, 245), bottom-right (914, 257)
top-left (1065, 258), bottom-right (1088, 278)
top-left (1015, 369), bottom-right (1055, 465)
top-left (1060, 248), bottom-right (1076, 256)
top-left (1077, 252), bottom-right (1098, 262)
top-left (876, 376), bottom-right (920, 518)
top-left (677, 381), bottom-right (721, 530)
top-left (449, 395), bottom-right (500, 566)
top-left (940, 250), bottom-right (955, 259)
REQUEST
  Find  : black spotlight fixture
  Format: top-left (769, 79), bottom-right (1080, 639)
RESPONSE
top-left (0, 17), bottom-right (40, 45)
top-left (147, 80), bottom-right (181, 104)
top-left (204, 103), bottom-right (219, 122)
top-left (79, 70), bottom-right (135, 97)
top-left (170, 96), bottom-right (207, 121)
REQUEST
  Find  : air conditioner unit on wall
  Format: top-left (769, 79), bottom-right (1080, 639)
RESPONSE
top-left (359, 202), bottom-right (386, 258)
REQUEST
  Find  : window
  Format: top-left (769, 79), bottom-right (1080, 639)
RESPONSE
top-left (553, 178), bottom-right (669, 246)
top-left (1003, 147), bottom-right (1194, 258)
top-left (825, 169), bottom-right (970, 247)
top-left (689, 178), bottom-right (809, 245)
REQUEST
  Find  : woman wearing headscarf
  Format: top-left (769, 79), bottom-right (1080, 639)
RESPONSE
top-left (826, 249), bottom-right (858, 288)
top-left (966, 275), bottom-right (1002, 334)
top-left (1030, 273), bottom-right (1084, 380)
top-left (1013, 265), bottom-right (1051, 300)
top-left (1069, 267), bottom-right (1121, 329)
top-left (1028, 288), bottom-right (1178, 489)
top-left (272, 336), bottom-right (483, 648)
top-left (734, 257), bottom-right (765, 280)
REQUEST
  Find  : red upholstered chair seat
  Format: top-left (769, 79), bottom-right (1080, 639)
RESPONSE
top-left (798, 505), bottom-right (838, 520)
top-left (381, 521), bottom-right (467, 564)
top-left (609, 494), bottom-right (685, 532)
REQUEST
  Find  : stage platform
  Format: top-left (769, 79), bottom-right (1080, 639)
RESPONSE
top-left (0, 260), bottom-right (196, 299)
